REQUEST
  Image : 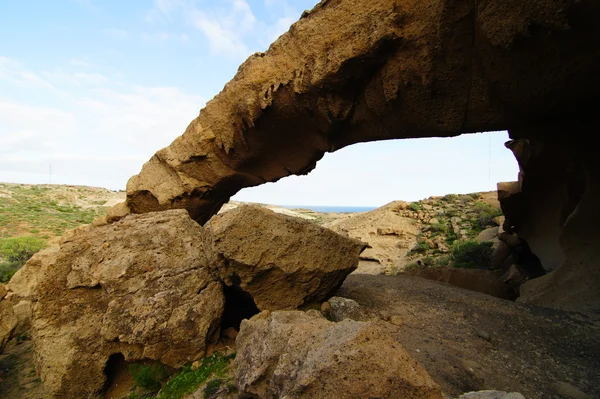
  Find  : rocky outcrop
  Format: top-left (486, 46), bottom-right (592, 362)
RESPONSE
top-left (235, 310), bottom-right (444, 399)
top-left (204, 205), bottom-right (366, 310)
top-left (19, 210), bottom-right (225, 398)
top-left (325, 201), bottom-right (419, 273)
top-left (500, 135), bottom-right (600, 312)
top-left (124, 0), bottom-right (600, 226)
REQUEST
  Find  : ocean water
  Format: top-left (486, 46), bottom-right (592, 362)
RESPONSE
top-left (279, 205), bottom-right (377, 213)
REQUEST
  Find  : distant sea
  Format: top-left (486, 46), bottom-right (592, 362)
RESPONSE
top-left (279, 205), bottom-right (377, 213)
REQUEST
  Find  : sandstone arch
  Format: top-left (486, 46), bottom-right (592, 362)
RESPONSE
top-left (124, 0), bottom-right (600, 311)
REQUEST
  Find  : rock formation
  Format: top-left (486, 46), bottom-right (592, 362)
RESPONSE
top-left (499, 135), bottom-right (600, 312)
top-left (4, 206), bottom-right (363, 397)
top-left (125, 0), bottom-right (600, 226)
top-left (0, 284), bottom-right (16, 353)
top-left (204, 205), bottom-right (366, 310)
top-left (120, 0), bottom-right (600, 312)
top-left (235, 310), bottom-right (444, 399)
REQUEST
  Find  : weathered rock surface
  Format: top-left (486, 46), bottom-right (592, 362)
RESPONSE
top-left (235, 310), bottom-right (444, 399)
top-left (125, 0), bottom-right (600, 226)
top-left (336, 274), bottom-right (600, 398)
top-left (204, 205), bottom-right (366, 310)
top-left (325, 201), bottom-right (419, 273)
top-left (0, 287), bottom-right (16, 353)
top-left (500, 135), bottom-right (600, 312)
top-left (17, 210), bottom-right (224, 398)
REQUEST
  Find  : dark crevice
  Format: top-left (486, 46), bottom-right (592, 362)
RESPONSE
top-left (221, 283), bottom-right (260, 332)
top-left (102, 353), bottom-right (125, 394)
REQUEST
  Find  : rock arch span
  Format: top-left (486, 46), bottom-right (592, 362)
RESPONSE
top-left (123, 0), bottom-right (600, 311)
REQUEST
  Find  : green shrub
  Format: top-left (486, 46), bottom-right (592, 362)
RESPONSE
top-left (451, 240), bottom-right (493, 269)
top-left (0, 236), bottom-right (47, 265)
top-left (408, 203), bottom-right (421, 212)
top-left (409, 241), bottom-right (429, 255)
top-left (473, 201), bottom-right (503, 229)
top-left (156, 353), bottom-right (234, 399)
top-left (129, 363), bottom-right (168, 392)
top-left (441, 194), bottom-right (458, 202)
top-left (429, 223), bottom-right (447, 234)
top-left (0, 260), bottom-right (20, 283)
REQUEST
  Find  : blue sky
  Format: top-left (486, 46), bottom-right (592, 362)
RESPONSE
top-left (0, 0), bottom-right (519, 206)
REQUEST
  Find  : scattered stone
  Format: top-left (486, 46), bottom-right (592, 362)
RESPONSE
top-left (205, 205), bottom-right (366, 310)
top-left (429, 218), bottom-right (440, 225)
top-left (327, 297), bottom-right (370, 322)
top-left (476, 330), bottom-right (491, 342)
top-left (235, 310), bottom-right (443, 399)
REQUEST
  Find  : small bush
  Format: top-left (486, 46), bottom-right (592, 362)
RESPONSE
top-left (129, 363), bottom-right (168, 392)
top-left (408, 203), bottom-right (421, 212)
top-left (441, 194), bottom-right (458, 202)
top-left (0, 260), bottom-right (20, 283)
top-left (0, 236), bottom-right (47, 265)
top-left (409, 241), bottom-right (429, 255)
top-left (473, 202), bottom-right (503, 229)
top-left (451, 240), bottom-right (493, 269)
top-left (156, 353), bottom-right (234, 399)
top-left (429, 222), bottom-right (447, 234)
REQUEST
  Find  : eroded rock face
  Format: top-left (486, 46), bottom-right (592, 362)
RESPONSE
top-left (125, 0), bottom-right (600, 225)
top-left (24, 210), bottom-right (224, 398)
top-left (500, 134), bottom-right (600, 312)
top-left (235, 310), bottom-right (444, 399)
top-left (0, 284), bottom-right (16, 353)
top-left (204, 205), bottom-right (366, 310)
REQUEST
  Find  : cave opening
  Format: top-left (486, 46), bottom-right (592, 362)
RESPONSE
top-left (221, 282), bottom-right (260, 332)
top-left (102, 352), bottom-right (126, 394)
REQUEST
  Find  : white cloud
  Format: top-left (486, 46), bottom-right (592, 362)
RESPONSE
top-left (0, 57), bottom-right (205, 190)
top-left (141, 31), bottom-right (189, 43)
top-left (0, 57), bottom-right (58, 91)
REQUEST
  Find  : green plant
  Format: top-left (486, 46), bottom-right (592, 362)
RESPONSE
top-left (156, 353), bottom-right (234, 399)
top-left (472, 201), bottom-right (503, 229)
top-left (429, 222), bottom-right (447, 234)
top-left (0, 236), bottom-right (47, 265)
top-left (129, 363), bottom-right (168, 392)
top-left (408, 203), bottom-right (421, 212)
top-left (441, 194), bottom-right (458, 202)
top-left (409, 241), bottom-right (429, 255)
top-left (0, 260), bottom-right (20, 283)
top-left (451, 240), bottom-right (493, 269)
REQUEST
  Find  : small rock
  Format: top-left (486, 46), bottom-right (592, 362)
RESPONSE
top-left (429, 218), bottom-right (439, 225)
top-left (0, 284), bottom-right (6, 300)
top-left (555, 381), bottom-right (593, 399)
top-left (389, 315), bottom-right (403, 326)
top-left (191, 360), bottom-right (201, 371)
top-left (476, 330), bottom-right (491, 341)
top-left (459, 390), bottom-right (526, 399)
top-left (327, 297), bottom-right (369, 322)
top-left (320, 301), bottom-right (332, 317)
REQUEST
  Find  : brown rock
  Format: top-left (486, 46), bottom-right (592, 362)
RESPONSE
top-left (326, 201), bottom-right (420, 271)
top-left (124, 0), bottom-right (600, 226)
top-left (222, 327), bottom-right (238, 341)
top-left (26, 210), bottom-right (224, 398)
top-left (0, 297), bottom-right (17, 353)
top-left (0, 283), bottom-right (6, 300)
top-left (204, 205), bottom-right (365, 310)
top-left (235, 310), bottom-right (443, 399)
top-left (106, 201), bottom-right (131, 223)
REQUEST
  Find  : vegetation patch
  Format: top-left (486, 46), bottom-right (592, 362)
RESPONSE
top-left (451, 240), bottom-right (493, 269)
top-left (0, 236), bottom-right (47, 282)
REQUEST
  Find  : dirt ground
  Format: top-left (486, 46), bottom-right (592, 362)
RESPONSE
top-left (335, 273), bottom-right (600, 399)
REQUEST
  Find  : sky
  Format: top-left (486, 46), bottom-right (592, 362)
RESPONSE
top-left (0, 0), bottom-right (519, 207)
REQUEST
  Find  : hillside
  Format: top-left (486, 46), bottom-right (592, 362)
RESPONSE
top-left (0, 183), bottom-right (125, 242)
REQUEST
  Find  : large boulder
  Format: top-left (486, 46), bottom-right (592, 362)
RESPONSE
top-left (204, 205), bottom-right (366, 310)
top-left (23, 210), bottom-right (224, 398)
top-left (235, 310), bottom-right (444, 399)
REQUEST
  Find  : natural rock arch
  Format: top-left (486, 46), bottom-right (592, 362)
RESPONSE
top-left (123, 0), bottom-right (600, 311)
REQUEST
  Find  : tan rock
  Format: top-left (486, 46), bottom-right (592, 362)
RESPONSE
top-left (106, 201), bottom-right (131, 223)
top-left (235, 310), bottom-right (443, 399)
top-left (204, 205), bottom-right (365, 310)
top-left (326, 201), bottom-right (420, 271)
top-left (0, 283), bottom-right (6, 300)
top-left (0, 297), bottom-right (17, 353)
top-left (28, 210), bottom-right (224, 398)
